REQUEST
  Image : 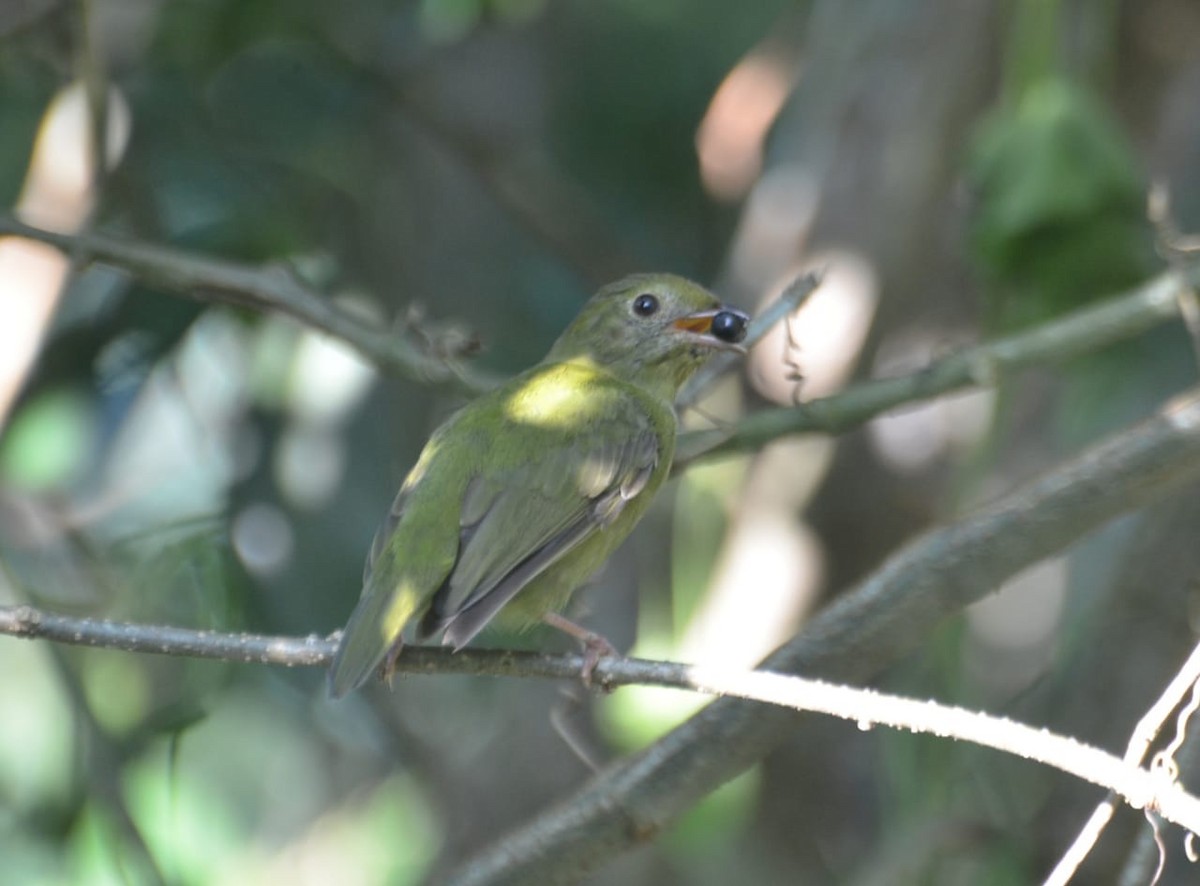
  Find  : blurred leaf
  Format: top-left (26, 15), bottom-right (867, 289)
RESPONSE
top-left (0, 639), bottom-right (73, 813)
top-left (967, 78), bottom-right (1153, 326)
top-left (1, 389), bottom-right (95, 491)
top-left (71, 802), bottom-right (135, 886)
top-left (419, 0), bottom-right (483, 43)
top-left (64, 520), bottom-right (248, 741)
top-left (599, 684), bottom-right (706, 750)
top-left (82, 655), bottom-right (153, 739)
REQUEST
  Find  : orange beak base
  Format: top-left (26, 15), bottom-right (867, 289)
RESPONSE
top-left (673, 307), bottom-right (749, 349)
top-left (673, 312), bottom-right (718, 335)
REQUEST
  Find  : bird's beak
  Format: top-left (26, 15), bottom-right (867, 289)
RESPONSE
top-left (672, 308), bottom-right (750, 354)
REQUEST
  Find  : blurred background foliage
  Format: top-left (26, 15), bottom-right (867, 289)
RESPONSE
top-left (2, 0), bottom-right (1200, 883)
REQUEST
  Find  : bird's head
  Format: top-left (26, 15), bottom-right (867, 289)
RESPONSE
top-left (545, 274), bottom-right (749, 399)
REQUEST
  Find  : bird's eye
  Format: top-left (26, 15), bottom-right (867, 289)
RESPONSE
top-left (632, 294), bottom-right (659, 317)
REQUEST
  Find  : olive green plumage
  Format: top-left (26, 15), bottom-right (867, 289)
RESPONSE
top-left (328, 273), bottom-right (748, 697)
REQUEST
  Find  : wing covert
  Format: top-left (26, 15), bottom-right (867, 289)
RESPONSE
top-left (423, 419), bottom-right (663, 648)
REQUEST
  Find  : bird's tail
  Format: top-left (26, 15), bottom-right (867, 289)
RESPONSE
top-left (328, 582), bottom-right (419, 698)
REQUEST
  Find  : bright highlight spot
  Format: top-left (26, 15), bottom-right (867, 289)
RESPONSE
top-left (697, 52), bottom-right (797, 201)
top-left (0, 80), bottom-right (131, 427)
top-left (679, 510), bottom-right (822, 669)
top-left (286, 318), bottom-right (378, 426)
top-left (966, 557), bottom-right (1067, 695)
top-left (0, 389), bottom-right (94, 490)
top-left (867, 327), bottom-right (995, 473)
top-left (749, 253), bottom-right (878, 405)
top-left (502, 364), bottom-right (598, 428)
top-left (276, 423), bottom-right (346, 510)
top-left (232, 502), bottom-right (295, 576)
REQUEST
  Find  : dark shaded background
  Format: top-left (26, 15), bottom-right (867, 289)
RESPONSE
top-left (2, 0), bottom-right (1200, 883)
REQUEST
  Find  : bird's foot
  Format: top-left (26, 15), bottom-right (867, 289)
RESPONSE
top-left (380, 640), bottom-right (405, 689)
top-left (542, 612), bottom-right (618, 690)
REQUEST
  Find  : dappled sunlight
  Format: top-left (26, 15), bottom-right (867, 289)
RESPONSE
top-left (679, 510), bottom-right (822, 669)
top-left (696, 51), bottom-right (798, 201)
top-left (285, 311), bottom-right (378, 426)
top-left (98, 314), bottom-right (247, 536)
top-left (0, 389), bottom-right (96, 492)
top-left (748, 252), bottom-right (878, 405)
top-left (275, 424), bottom-right (346, 511)
top-left (727, 164), bottom-right (819, 291)
top-left (0, 613), bottom-right (73, 811)
top-left (221, 775), bottom-right (437, 886)
top-left (383, 581), bottom-right (420, 639)
top-left (231, 502), bottom-right (295, 578)
top-left (965, 557), bottom-right (1067, 697)
top-left (0, 81), bottom-right (130, 427)
top-left (867, 328), bottom-right (995, 473)
top-left (675, 435), bottom-right (829, 672)
top-left (17, 82), bottom-right (130, 230)
top-left (113, 694), bottom-right (439, 885)
top-left (501, 363), bottom-right (602, 429)
top-left (275, 308), bottom-right (377, 511)
top-left (667, 256), bottom-right (873, 679)
top-left (0, 239), bottom-right (73, 426)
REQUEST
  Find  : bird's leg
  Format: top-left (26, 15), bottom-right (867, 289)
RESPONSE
top-left (549, 685), bottom-right (606, 772)
top-left (542, 612), bottom-right (618, 689)
top-left (380, 639), bottom-right (405, 689)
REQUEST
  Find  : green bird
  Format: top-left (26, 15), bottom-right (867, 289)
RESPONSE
top-left (328, 274), bottom-right (749, 697)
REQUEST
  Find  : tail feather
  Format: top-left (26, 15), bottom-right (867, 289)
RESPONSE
top-left (328, 584), bottom-right (418, 698)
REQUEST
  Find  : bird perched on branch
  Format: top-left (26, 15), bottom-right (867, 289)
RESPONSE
top-left (329, 274), bottom-right (749, 697)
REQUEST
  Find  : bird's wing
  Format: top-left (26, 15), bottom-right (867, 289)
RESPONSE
top-left (329, 439), bottom-right (461, 698)
top-left (330, 391), bottom-right (666, 698)
top-left (363, 483), bottom-right (408, 584)
top-left (424, 420), bottom-right (662, 649)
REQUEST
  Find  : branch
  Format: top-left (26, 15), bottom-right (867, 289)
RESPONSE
top-left (1045, 638), bottom-right (1200, 885)
top-left (447, 388), bottom-right (1200, 885)
top-left (0, 214), bottom-right (497, 395)
top-left (10, 205), bottom-right (1200, 878)
top-left (4, 604), bottom-right (1200, 841)
top-left (679, 267), bottom-right (1199, 464)
top-left (676, 271), bottom-right (821, 409)
top-left (6, 388), bottom-right (1200, 883)
top-left (6, 211), bottom-right (1195, 464)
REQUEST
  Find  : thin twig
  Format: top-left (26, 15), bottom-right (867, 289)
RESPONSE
top-left (3, 606), bottom-right (1200, 837)
top-left (1148, 183), bottom-right (1200, 374)
top-left (1044, 639), bottom-right (1200, 886)
top-left (1119, 725), bottom-right (1200, 886)
top-left (679, 267), bottom-right (1198, 465)
top-left (677, 271), bottom-right (822, 408)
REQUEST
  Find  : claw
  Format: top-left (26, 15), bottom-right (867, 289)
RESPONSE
top-left (542, 612), bottom-right (617, 689)
top-left (380, 640), bottom-right (405, 689)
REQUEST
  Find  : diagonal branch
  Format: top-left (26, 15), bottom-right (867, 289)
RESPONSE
top-left (5, 213), bottom-right (1197, 463)
top-left (681, 267), bottom-right (1200, 464)
top-left (8, 387), bottom-right (1199, 885)
top-left (0, 214), bottom-right (498, 395)
top-left (446, 388), bottom-right (1200, 885)
top-left (4, 393), bottom-right (1200, 884)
